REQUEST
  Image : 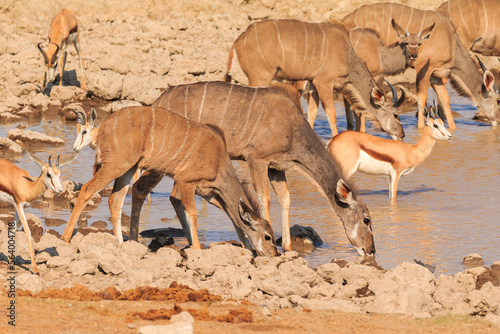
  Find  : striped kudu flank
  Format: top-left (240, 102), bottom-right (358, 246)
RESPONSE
top-left (152, 81), bottom-right (375, 256)
top-left (439, 0), bottom-right (500, 56)
top-left (61, 106), bottom-right (279, 257)
top-left (224, 19), bottom-right (405, 140)
top-left (342, 3), bottom-right (499, 128)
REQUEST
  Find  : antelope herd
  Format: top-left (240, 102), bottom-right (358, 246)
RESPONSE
top-left (2, 1), bottom-right (500, 274)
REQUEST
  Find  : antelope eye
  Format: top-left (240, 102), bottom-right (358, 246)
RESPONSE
top-left (83, 130), bottom-right (87, 135)
top-left (363, 217), bottom-right (370, 225)
top-left (46, 173), bottom-right (52, 178)
top-left (433, 124), bottom-right (438, 128)
top-left (265, 235), bottom-right (271, 241)
top-left (393, 113), bottom-right (399, 118)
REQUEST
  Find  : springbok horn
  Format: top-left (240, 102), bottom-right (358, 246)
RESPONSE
top-left (37, 43), bottom-right (49, 64)
top-left (25, 149), bottom-right (46, 168)
top-left (50, 44), bottom-right (60, 65)
top-left (77, 106), bottom-right (88, 124)
top-left (71, 110), bottom-right (83, 124)
top-left (48, 154), bottom-right (53, 168)
top-left (431, 100), bottom-right (439, 119)
top-left (56, 155), bottom-right (60, 167)
top-left (476, 55), bottom-right (488, 73)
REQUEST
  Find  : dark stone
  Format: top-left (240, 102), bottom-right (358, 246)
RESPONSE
top-left (148, 236), bottom-right (175, 252)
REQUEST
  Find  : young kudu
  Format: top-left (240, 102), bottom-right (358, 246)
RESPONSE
top-left (224, 19), bottom-right (405, 140)
top-left (152, 82), bottom-right (375, 256)
top-left (342, 3), bottom-right (499, 129)
top-left (60, 106), bottom-right (279, 257)
top-left (71, 107), bottom-right (150, 202)
top-left (1, 153), bottom-right (68, 274)
top-left (302, 20), bottom-right (433, 132)
top-left (327, 103), bottom-right (452, 202)
top-left (37, 9), bottom-right (86, 90)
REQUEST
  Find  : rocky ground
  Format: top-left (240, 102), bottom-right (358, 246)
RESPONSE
top-left (2, 0), bottom-right (500, 332)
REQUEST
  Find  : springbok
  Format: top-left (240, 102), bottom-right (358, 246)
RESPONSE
top-left (438, 0), bottom-right (500, 56)
top-left (60, 106), bottom-right (279, 257)
top-left (71, 107), bottom-right (150, 202)
top-left (327, 102), bottom-right (452, 202)
top-left (302, 20), bottom-right (434, 132)
top-left (151, 81), bottom-right (375, 256)
top-left (342, 3), bottom-right (499, 129)
top-left (37, 9), bottom-right (86, 90)
top-left (224, 19), bottom-right (405, 140)
top-left (1, 153), bottom-right (68, 274)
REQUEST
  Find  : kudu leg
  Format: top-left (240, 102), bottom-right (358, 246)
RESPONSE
top-left (431, 77), bottom-right (455, 129)
top-left (306, 87), bottom-right (320, 129)
top-left (130, 172), bottom-right (164, 241)
top-left (268, 168), bottom-right (292, 252)
top-left (314, 81), bottom-right (338, 136)
top-left (344, 98), bottom-right (355, 130)
top-left (109, 169), bottom-right (136, 243)
top-left (16, 204), bottom-right (39, 275)
top-left (415, 64), bottom-right (434, 129)
top-left (170, 182), bottom-right (201, 248)
top-left (248, 162), bottom-right (272, 223)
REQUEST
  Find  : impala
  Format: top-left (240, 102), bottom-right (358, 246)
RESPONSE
top-left (60, 106), bottom-right (279, 257)
top-left (342, 3), bottom-right (499, 129)
top-left (327, 103), bottom-right (452, 202)
top-left (439, 0), bottom-right (500, 56)
top-left (71, 107), bottom-right (150, 202)
top-left (224, 19), bottom-right (404, 139)
top-left (1, 153), bottom-right (68, 274)
top-left (151, 81), bottom-right (375, 256)
top-left (37, 9), bottom-right (86, 90)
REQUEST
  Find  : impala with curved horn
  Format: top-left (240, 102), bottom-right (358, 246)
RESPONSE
top-left (327, 102), bottom-right (452, 202)
top-left (0, 152), bottom-right (73, 274)
top-left (37, 9), bottom-right (86, 90)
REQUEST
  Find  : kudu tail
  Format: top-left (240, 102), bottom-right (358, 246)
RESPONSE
top-left (224, 46), bottom-right (235, 83)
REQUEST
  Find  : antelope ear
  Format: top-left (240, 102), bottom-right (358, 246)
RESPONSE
top-left (483, 71), bottom-right (495, 92)
top-left (238, 199), bottom-right (256, 227)
top-left (420, 22), bottom-right (435, 40)
top-left (90, 108), bottom-right (97, 127)
top-left (336, 179), bottom-right (355, 206)
top-left (370, 87), bottom-right (386, 106)
top-left (391, 18), bottom-right (405, 38)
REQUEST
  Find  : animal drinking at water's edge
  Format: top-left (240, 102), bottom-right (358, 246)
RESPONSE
top-left (61, 106), bottom-right (279, 256)
top-left (71, 107), bottom-right (150, 202)
top-left (342, 3), bottom-right (499, 129)
top-left (327, 102), bottom-right (452, 202)
top-left (152, 81), bottom-right (375, 255)
top-left (224, 19), bottom-right (404, 139)
top-left (37, 9), bottom-right (86, 90)
top-left (0, 153), bottom-right (70, 274)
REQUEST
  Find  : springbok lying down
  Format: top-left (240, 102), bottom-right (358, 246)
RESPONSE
top-left (327, 102), bottom-right (452, 202)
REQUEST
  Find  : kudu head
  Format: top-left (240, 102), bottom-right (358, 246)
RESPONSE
top-left (391, 19), bottom-right (435, 65)
top-left (424, 101), bottom-right (452, 141)
top-left (72, 107), bottom-right (97, 151)
top-left (476, 56), bottom-right (499, 127)
top-left (25, 151), bottom-right (65, 193)
top-left (238, 199), bottom-right (280, 256)
top-left (369, 81), bottom-right (405, 140)
top-left (37, 42), bottom-right (61, 89)
top-left (335, 180), bottom-right (375, 257)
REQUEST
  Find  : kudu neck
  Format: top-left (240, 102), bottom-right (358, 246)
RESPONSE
top-left (380, 43), bottom-right (408, 76)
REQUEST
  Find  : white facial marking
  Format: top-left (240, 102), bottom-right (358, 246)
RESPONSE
top-left (256, 238), bottom-right (263, 252)
top-left (350, 222), bottom-right (359, 240)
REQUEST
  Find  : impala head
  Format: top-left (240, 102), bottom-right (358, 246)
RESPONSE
top-left (370, 81), bottom-right (405, 140)
top-left (335, 180), bottom-right (375, 256)
top-left (475, 56), bottom-right (500, 127)
top-left (37, 42), bottom-right (61, 89)
top-left (72, 107), bottom-right (97, 151)
top-left (238, 199), bottom-right (279, 257)
top-left (425, 102), bottom-right (452, 141)
top-left (391, 19), bottom-right (434, 64)
top-left (25, 151), bottom-right (65, 193)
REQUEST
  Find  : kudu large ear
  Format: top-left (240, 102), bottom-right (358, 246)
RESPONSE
top-left (391, 19), bottom-right (408, 38)
top-left (370, 87), bottom-right (386, 107)
top-left (483, 71), bottom-right (495, 92)
top-left (419, 22), bottom-right (435, 40)
top-left (336, 180), bottom-right (355, 206)
top-left (238, 199), bottom-right (258, 228)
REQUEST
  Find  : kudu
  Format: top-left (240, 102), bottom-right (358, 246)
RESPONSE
top-left (327, 102), bottom-right (452, 202)
top-left (152, 81), bottom-right (375, 256)
top-left (1, 153), bottom-right (70, 274)
top-left (342, 3), bottom-right (499, 129)
top-left (60, 106), bottom-right (279, 257)
top-left (439, 0), bottom-right (500, 56)
top-left (37, 9), bottom-right (86, 90)
top-left (224, 19), bottom-right (405, 140)
top-left (71, 107), bottom-right (150, 202)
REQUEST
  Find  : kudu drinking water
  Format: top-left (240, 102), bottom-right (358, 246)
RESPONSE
top-left (342, 3), bottom-right (500, 129)
top-left (37, 9), bottom-right (86, 90)
top-left (224, 19), bottom-right (405, 140)
top-left (151, 82), bottom-right (375, 255)
top-left (60, 106), bottom-right (279, 257)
